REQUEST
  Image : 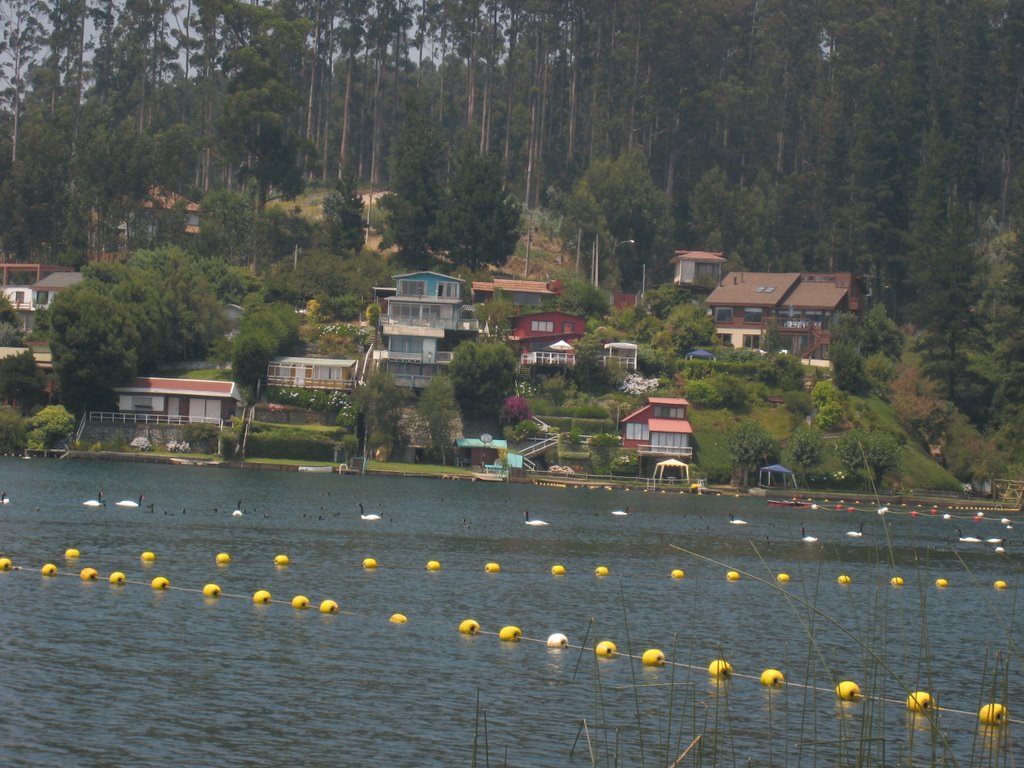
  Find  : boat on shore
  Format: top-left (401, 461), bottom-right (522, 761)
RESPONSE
top-left (767, 499), bottom-right (812, 508)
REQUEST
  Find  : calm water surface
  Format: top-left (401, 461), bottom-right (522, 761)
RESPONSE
top-left (0, 457), bottom-right (1019, 766)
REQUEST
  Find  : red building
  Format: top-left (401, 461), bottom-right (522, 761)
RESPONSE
top-left (620, 397), bottom-right (693, 468)
top-left (510, 311), bottom-right (586, 368)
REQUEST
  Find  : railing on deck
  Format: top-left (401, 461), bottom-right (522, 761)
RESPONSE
top-left (88, 411), bottom-right (224, 427)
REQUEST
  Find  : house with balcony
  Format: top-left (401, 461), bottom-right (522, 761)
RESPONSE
top-left (1, 264), bottom-right (78, 331)
top-left (620, 396), bottom-right (693, 473)
top-left (266, 356), bottom-right (358, 390)
top-left (374, 271), bottom-right (479, 388)
top-left (672, 250), bottom-right (726, 287)
top-left (511, 311), bottom-right (586, 368)
top-left (99, 377), bottom-right (243, 426)
top-left (704, 271), bottom-right (866, 365)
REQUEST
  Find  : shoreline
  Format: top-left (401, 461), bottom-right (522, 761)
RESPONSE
top-left (58, 450), bottom-right (1020, 514)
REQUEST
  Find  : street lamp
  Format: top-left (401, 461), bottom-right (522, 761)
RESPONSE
top-left (593, 237), bottom-right (635, 287)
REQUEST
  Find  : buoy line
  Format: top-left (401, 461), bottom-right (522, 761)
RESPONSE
top-left (468, 630), bottom-right (1020, 725)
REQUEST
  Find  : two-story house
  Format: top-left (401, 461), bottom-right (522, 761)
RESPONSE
top-left (510, 310), bottom-right (586, 368)
top-left (671, 250), bottom-right (726, 287)
top-left (704, 271), bottom-right (866, 365)
top-left (620, 396), bottom-right (693, 473)
top-left (1, 264), bottom-right (78, 331)
top-left (375, 271), bottom-right (479, 387)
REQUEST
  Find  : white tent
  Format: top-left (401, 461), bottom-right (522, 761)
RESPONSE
top-left (653, 458), bottom-right (690, 482)
top-left (549, 339), bottom-right (574, 351)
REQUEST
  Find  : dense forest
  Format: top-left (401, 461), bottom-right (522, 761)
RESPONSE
top-left (1, 0), bottom-right (1023, 471)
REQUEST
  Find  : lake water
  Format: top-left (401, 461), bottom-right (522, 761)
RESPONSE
top-left (0, 456), bottom-right (1019, 766)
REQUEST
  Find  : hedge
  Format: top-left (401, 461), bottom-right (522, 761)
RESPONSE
top-left (245, 424), bottom-right (343, 461)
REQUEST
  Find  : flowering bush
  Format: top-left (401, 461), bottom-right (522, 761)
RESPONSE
top-left (619, 374), bottom-right (660, 395)
top-left (166, 440), bottom-right (191, 453)
top-left (130, 436), bottom-right (152, 451)
top-left (499, 396), bottom-right (533, 425)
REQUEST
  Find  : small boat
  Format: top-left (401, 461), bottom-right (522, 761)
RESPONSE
top-left (298, 465), bottom-right (334, 473)
top-left (767, 499), bottom-right (812, 508)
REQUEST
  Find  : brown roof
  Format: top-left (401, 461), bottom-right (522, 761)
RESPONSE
top-left (143, 186), bottom-right (201, 213)
top-left (672, 250), bottom-right (726, 263)
top-left (705, 273), bottom-right (801, 306)
top-left (783, 279), bottom-right (849, 310)
top-left (115, 377), bottom-right (242, 401)
top-left (472, 279), bottom-right (556, 295)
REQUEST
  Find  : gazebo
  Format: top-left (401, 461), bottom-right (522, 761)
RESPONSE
top-left (758, 463), bottom-right (798, 489)
top-left (654, 458), bottom-right (690, 483)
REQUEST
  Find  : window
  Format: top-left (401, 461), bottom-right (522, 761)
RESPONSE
top-left (651, 432), bottom-right (688, 449)
top-left (562, 322), bottom-right (574, 334)
top-left (436, 281), bottom-right (460, 299)
top-left (397, 279), bottom-right (426, 297)
top-left (625, 423), bottom-right (649, 441)
top-left (714, 307), bottom-right (733, 323)
top-left (743, 307), bottom-right (763, 323)
top-left (743, 334), bottom-right (761, 349)
top-left (531, 320), bottom-right (554, 332)
top-left (653, 406), bottom-right (686, 419)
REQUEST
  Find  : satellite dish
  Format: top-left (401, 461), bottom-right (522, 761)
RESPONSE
top-left (480, 433), bottom-right (492, 444)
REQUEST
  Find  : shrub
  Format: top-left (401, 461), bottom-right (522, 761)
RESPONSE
top-left (590, 432), bottom-right (622, 447)
top-left (784, 391), bottom-right (813, 417)
top-left (814, 401), bottom-right (845, 432)
top-left (246, 425), bottom-right (338, 461)
top-left (181, 422), bottom-right (219, 448)
top-left (499, 395), bottom-right (533, 425)
top-left (686, 379), bottom-right (723, 408)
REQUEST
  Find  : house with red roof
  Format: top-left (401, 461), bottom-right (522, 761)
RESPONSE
top-left (108, 377), bottom-right (243, 426)
top-left (620, 397), bottom-right (693, 470)
top-left (671, 250), bottom-right (726, 286)
top-left (704, 271), bottom-right (866, 365)
top-left (510, 310), bottom-right (586, 368)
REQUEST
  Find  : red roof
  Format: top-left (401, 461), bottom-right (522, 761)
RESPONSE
top-left (648, 397), bottom-right (690, 406)
top-left (647, 418), bottom-right (693, 434)
top-left (115, 377), bottom-right (242, 401)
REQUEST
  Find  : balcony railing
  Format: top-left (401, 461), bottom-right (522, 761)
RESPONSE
top-left (88, 411), bottom-right (224, 427)
top-left (636, 444), bottom-right (693, 458)
top-left (382, 316), bottom-right (456, 329)
top-left (265, 375), bottom-right (355, 390)
top-left (375, 350), bottom-right (453, 365)
top-left (598, 354), bottom-right (637, 371)
top-left (391, 373), bottom-right (435, 388)
top-left (521, 351), bottom-right (575, 366)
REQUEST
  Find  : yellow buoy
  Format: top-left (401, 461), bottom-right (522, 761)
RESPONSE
top-left (426, 560), bottom-right (441, 571)
top-left (708, 659), bottom-right (733, 678)
top-left (891, 576), bottom-right (905, 587)
top-left (389, 613), bottom-right (407, 624)
top-left (362, 557), bottom-right (378, 569)
top-left (907, 691), bottom-right (933, 713)
top-left (595, 565), bottom-right (610, 576)
top-left (140, 551), bottom-right (156, 562)
top-left (499, 625), bottom-right (522, 641)
top-left (41, 563), bottom-right (57, 576)
top-left (215, 552), bottom-right (231, 565)
top-left (760, 669), bottom-right (785, 687)
top-left (642, 649), bottom-right (665, 667)
top-left (836, 681), bottom-right (862, 701)
top-left (65, 548), bottom-right (81, 559)
top-left (979, 703), bottom-right (1008, 725)
top-left (79, 567), bottom-right (99, 581)
top-left (203, 583), bottom-right (221, 597)
top-left (595, 640), bottom-right (617, 657)
top-left (151, 576), bottom-right (170, 590)
top-left (935, 578), bottom-right (949, 588)
top-left (994, 580), bottom-right (1007, 589)
top-left (776, 573), bottom-right (790, 583)
top-left (726, 570), bottom-right (741, 581)
top-left (252, 589), bottom-right (272, 604)
top-left (108, 571), bottom-right (126, 585)
top-left (291, 595), bottom-right (310, 609)
top-left (551, 564), bottom-right (566, 575)
top-left (319, 599), bottom-right (339, 614)
top-left (670, 569), bottom-right (685, 579)
top-left (546, 633), bottom-right (568, 648)
top-left (838, 574), bottom-right (852, 585)
top-left (484, 562), bottom-right (501, 573)
top-left (0, 557), bottom-right (12, 571)
top-left (459, 619), bottom-right (480, 635)
top-left (274, 554), bottom-right (289, 567)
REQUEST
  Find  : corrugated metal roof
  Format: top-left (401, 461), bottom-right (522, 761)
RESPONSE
top-left (647, 418), bottom-right (693, 434)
